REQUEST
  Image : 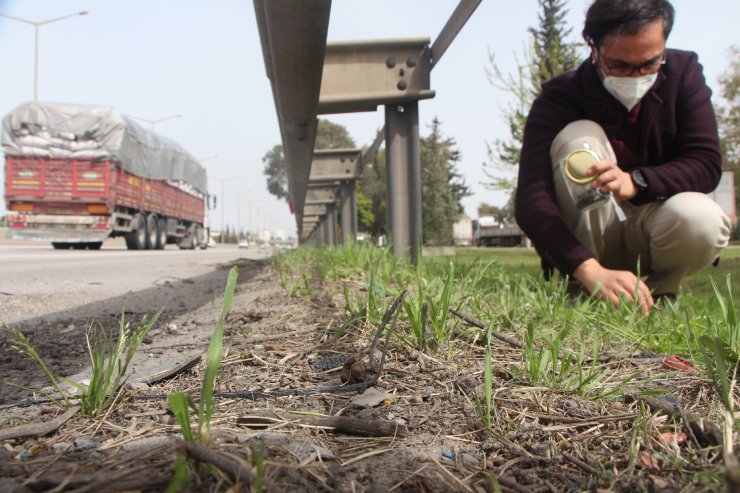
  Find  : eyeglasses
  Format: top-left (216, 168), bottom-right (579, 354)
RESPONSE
top-left (596, 50), bottom-right (666, 77)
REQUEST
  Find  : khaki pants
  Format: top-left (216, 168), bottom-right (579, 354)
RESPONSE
top-left (550, 120), bottom-right (732, 295)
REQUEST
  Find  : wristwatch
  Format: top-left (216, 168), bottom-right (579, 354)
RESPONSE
top-left (630, 169), bottom-right (649, 195)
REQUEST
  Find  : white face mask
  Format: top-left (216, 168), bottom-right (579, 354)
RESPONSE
top-left (602, 72), bottom-right (658, 111)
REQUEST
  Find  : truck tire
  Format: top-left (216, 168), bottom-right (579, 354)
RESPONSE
top-left (52, 242), bottom-right (73, 250)
top-left (145, 214), bottom-right (158, 250)
top-left (195, 226), bottom-right (206, 249)
top-left (125, 214), bottom-right (147, 250)
top-left (155, 218), bottom-right (167, 250)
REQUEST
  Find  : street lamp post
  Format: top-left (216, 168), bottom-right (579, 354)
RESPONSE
top-left (233, 191), bottom-right (252, 238)
top-left (130, 114), bottom-right (182, 130)
top-left (0, 11), bottom-right (89, 101)
top-left (213, 175), bottom-right (236, 243)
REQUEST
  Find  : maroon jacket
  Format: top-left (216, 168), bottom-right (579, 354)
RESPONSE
top-left (515, 49), bottom-right (722, 275)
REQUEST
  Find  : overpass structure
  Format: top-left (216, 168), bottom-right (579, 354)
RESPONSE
top-left (253, 0), bottom-right (481, 260)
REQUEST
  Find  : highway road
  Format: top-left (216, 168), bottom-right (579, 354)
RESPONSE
top-left (0, 241), bottom-right (272, 326)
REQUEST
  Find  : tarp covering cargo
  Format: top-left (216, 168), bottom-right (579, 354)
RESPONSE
top-left (1, 101), bottom-right (207, 195)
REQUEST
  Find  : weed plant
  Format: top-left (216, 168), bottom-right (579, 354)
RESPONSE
top-left (3, 310), bottom-right (161, 416)
top-left (271, 244), bottom-right (740, 403)
top-left (166, 266), bottom-right (238, 492)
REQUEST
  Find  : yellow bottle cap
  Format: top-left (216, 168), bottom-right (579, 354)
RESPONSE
top-left (563, 148), bottom-right (599, 184)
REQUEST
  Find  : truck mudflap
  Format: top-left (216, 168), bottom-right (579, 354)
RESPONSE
top-left (7, 214), bottom-right (111, 242)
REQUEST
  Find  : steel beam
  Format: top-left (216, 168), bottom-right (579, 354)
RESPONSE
top-left (318, 38), bottom-right (434, 115)
top-left (253, 0), bottom-right (331, 235)
top-left (310, 148), bottom-right (362, 182)
top-left (430, 0), bottom-right (482, 68)
top-left (305, 185), bottom-right (337, 204)
top-left (303, 204), bottom-right (327, 216)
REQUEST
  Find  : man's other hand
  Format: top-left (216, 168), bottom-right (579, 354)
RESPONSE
top-left (573, 258), bottom-right (654, 314)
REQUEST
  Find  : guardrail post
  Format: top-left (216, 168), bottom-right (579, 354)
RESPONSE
top-left (385, 101), bottom-right (421, 262)
top-left (340, 181), bottom-right (357, 244)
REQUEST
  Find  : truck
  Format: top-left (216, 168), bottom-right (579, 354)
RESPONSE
top-left (472, 215), bottom-right (525, 247)
top-left (2, 101), bottom-right (210, 250)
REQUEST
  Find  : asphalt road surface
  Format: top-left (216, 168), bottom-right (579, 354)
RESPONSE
top-left (0, 240), bottom-right (272, 327)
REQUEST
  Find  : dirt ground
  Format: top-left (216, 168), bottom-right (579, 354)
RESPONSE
top-left (0, 259), bottom-right (733, 492)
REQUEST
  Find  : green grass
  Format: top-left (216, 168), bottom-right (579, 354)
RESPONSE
top-left (271, 244), bottom-right (740, 398)
top-left (167, 266), bottom-right (238, 492)
top-left (4, 310), bottom-right (161, 416)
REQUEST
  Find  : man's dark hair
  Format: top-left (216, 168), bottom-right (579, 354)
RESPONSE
top-left (582, 0), bottom-right (675, 47)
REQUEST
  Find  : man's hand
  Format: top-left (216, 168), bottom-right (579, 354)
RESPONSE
top-left (573, 258), bottom-right (654, 314)
top-left (588, 159), bottom-right (637, 201)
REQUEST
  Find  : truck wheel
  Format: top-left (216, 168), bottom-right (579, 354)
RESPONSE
top-left (52, 242), bottom-right (73, 250)
top-left (145, 214), bottom-right (158, 250)
top-left (195, 226), bottom-right (206, 249)
top-left (78, 242), bottom-right (103, 250)
top-left (125, 214), bottom-right (147, 250)
top-left (155, 218), bottom-right (167, 249)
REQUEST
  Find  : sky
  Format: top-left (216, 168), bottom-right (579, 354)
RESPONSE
top-left (0, 0), bottom-right (738, 238)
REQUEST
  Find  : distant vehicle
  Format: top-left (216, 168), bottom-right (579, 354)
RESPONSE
top-left (453, 215), bottom-right (473, 246)
top-left (472, 215), bottom-right (525, 247)
top-left (238, 240), bottom-right (249, 249)
top-left (2, 102), bottom-right (212, 250)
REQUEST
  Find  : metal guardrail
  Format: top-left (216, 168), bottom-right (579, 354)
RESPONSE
top-left (254, 0), bottom-right (482, 253)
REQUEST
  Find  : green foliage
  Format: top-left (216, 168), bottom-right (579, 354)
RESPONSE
top-left (356, 189), bottom-right (375, 232)
top-left (74, 310), bottom-right (162, 416)
top-left (360, 118), bottom-right (472, 244)
top-left (4, 310), bottom-right (161, 416)
top-left (261, 144), bottom-right (289, 201)
top-left (478, 202), bottom-right (514, 224)
top-left (166, 267), bottom-right (238, 492)
top-left (358, 151), bottom-right (389, 239)
top-left (474, 324), bottom-right (495, 429)
top-left (168, 266), bottom-right (237, 444)
top-left (271, 244), bottom-right (740, 405)
top-left (315, 119), bottom-right (356, 149)
top-left (483, 0), bottom-right (581, 196)
top-left (3, 325), bottom-right (74, 409)
top-left (262, 119), bottom-right (357, 202)
top-left (199, 266), bottom-right (238, 442)
top-left (421, 118), bottom-right (471, 245)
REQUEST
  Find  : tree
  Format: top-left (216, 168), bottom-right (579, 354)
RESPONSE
top-left (315, 119), bottom-right (355, 149)
top-left (262, 119), bottom-right (357, 202)
top-left (358, 149), bottom-right (388, 239)
top-left (359, 119), bottom-right (471, 245)
top-left (482, 0), bottom-right (581, 195)
top-left (477, 202), bottom-right (513, 223)
top-left (716, 45), bottom-right (740, 219)
top-left (421, 118), bottom-right (472, 246)
top-left (262, 145), bottom-right (289, 201)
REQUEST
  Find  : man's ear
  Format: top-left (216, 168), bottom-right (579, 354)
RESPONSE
top-left (588, 43), bottom-right (598, 64)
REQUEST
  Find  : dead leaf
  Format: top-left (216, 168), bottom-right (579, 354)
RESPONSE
top-left (636, 450), bottom-right (660, 470)
top-left (350, 388), bottom-right (392, 408)
top-left (660, 431), bottom-right (687, 445)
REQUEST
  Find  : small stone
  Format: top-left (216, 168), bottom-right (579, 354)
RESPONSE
top-left (410, 394), bottom-right (423, 405)
top-left (126, 381), bottom-right (150, 391)
top-left (159, 414), bottom-right (172, 425)
top-left (74, 436), bottom-right (98, 450)
top-left (52, 442), bottom-right (72, 453)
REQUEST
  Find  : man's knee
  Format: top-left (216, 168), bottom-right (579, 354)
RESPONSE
top-left (650, 192), bottom-right (730, 258)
